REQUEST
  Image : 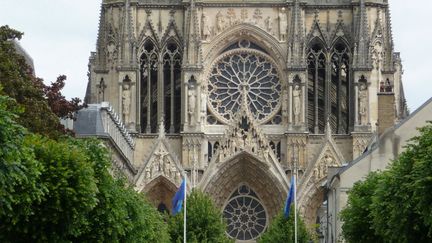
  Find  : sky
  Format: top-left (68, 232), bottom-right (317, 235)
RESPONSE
top-left (0, 0), bottom-right (431, 112)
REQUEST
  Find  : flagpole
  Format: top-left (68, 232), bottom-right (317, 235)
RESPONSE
top-left (184, 174), bottom-right (187, 243)
top-left (294, 148), bottom-right (298, 243)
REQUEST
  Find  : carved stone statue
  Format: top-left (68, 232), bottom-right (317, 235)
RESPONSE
top-left (200, 91), bottom-right (207, 125)
top-left (227, 8), bottom-right (236, 26)
top-left (253, 8), bottom-right (263, 25)
top-left (106, 42), bottom-right (117, 62)
top-left (358, 84), bottom-right (368, 125)
top-left (201, 13), bottom-right (211, 40)
top-left (188, 89), bottom-right (196, 125)
top-left (293, 84), bottom-right (301, 125)
top-left (279, 8), bottom-right (287, 41)
top-left (216, 11), bottom-right (225, 34)
top-left (122, 82), bottom-right (131, 125)
top-left (264, 16), bottom-right (272, 32)
top-left (324, 154), bottom-right (335, 166)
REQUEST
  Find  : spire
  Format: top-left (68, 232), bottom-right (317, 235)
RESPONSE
top-left (121, 0), bottom-right (135, 66)
top-left (183, 0), bottom-right (201, 67)
top-left (383, 5), bottom-right (395, 71)
top-left (95, 2), bottom-right (106, 68)
top-left (353, 0), bottom-right (370, 70)
top-left (288, 0), bottom-right (305, 69)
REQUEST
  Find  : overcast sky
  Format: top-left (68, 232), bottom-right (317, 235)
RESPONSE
top-left (0, 0), bottom-right (430, 111)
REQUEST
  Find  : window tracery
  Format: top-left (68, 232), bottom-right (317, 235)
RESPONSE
top-left (208, 41), bottom-right (281, 124)
top-left (140, 39), bottom-right (182, 133)
top-left (140, 40), bottom-right (159, 133)
top-left (223, 184), bottom-right (267, 241)
top-left (163, 41), bottom-right (182, 133)
top-left (307, 39), bottom-right (351, 134)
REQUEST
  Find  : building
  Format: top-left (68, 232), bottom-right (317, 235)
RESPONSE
top-left (76, 0), bottom-right (408, 241)
top-left (325, 97), bottom-right (432, 242)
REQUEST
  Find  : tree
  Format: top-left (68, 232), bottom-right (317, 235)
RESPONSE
top-left (259, 207), bottom-right (311, 243)
top-left (0, 25), bottom-right (84, 138)
top-left (341, 122), bottom-right (432, 242)
top-left (168, 190), bottom-right (232, 243)
top-left (73, 139), bottom-right (170, 243)
top-left (340, 172), bottom-right (384, 243)
top-left (0, 94), bottom-right (46, 237)
top-left (1, 135), bottom-right (99, 242)
top-left (370, 122), bottom-right (432, 243)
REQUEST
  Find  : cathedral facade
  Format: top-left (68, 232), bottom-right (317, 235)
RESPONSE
top-left (82, 0), bottom-right (407, 241)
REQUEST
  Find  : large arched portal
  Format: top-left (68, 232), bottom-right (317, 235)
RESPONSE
top-left (200, 152), bottom-right (288, 241)
top-left (142, 176), bottom-right (177, 214)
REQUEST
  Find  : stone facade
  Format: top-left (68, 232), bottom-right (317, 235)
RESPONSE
top-left (82, 0), bottom-right (408, 241)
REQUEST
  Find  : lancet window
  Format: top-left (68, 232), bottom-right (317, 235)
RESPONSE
top-left (140, 40), bottom-right (159, 133)
top-left (163, 41), bottom-right (182, 133)
top-left (140, 39), bottom-right (182, 133)
top-left (307, 39), bottom-right (351, 134)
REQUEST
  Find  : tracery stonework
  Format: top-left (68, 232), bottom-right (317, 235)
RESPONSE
top-left (85, 0), bottom-right (408, 241)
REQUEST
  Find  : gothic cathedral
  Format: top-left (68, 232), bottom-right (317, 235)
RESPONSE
top-left (82, 0), bottom-right (407, 241)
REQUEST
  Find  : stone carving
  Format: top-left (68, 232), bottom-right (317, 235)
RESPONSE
top-left (201, 13), bottom-right (211, 40)
top-left (200, 91), bottom-right (207, 125)
top-left (188, 89), bottom-right (196, 125)
top-left (106, 42), bottom-right (117, 62)
top-left (324, 154), bottom-right (337, 167)
top-left (216, 111), bottom-right (274, 162)
top-left (380, 79), bottom-right (393, 93)
top-left (241, 9), bottom-right (248, 21)
top-left (227, 8), bottom-right (236, 26)
top-left (264, 16), bottom-right (272, 33)
top-left (279, 8), bottom-right (287, 41)
top-left (293, 84), bottom-right (302, 125)
top-left (253, 9), bottom-right (263, 25)
top-left (372, 41), bottom-right (384, 70)
top-left (96, 78), bottom-right (107, 102)
top-left (122, 82), bottom-right (131, 125)
top-left (358, 83), bottom-right (368, 125)
top-left (216, 11), bottom-right (225, 34)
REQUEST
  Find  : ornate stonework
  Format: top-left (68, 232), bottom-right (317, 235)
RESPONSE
top-left (84, 0), bottom-right (408, 240)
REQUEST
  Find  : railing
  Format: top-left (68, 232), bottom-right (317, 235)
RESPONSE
top-left (100, 102), bottom-right (135, 164)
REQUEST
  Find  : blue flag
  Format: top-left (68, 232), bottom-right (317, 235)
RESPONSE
top-left (284, 176), bottom-right (295, 218)
top-left (172, 178), bottom-right (186, 215)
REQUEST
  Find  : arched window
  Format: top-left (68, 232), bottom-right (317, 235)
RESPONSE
top-left (163, 41), bottom-right (182, 133)
top-left (307, 40), bottom-right (326, 133)
top-left (140, 40), bottom-right (158, 133)
top-left (306, 39), bottom-right (351, 134)
top-left (140, 39), bottom-right (183, 134)
top-left (223, 184), bottom-right (267, 241)
top-left (330, 41), bottom-right (350, 134)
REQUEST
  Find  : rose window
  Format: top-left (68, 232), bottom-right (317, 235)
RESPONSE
top-left (223, 184), bottom-right (267, 241)
top-left (208, 48), bottom-right (281, 124)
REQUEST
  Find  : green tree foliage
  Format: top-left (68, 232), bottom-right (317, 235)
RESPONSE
top-left (340, 172), bottom-right (384, 243)
top-left (341, 122), bottom-right (432, 243)
top-left (259, 207), bottom-right (311, 243)
top-left (73, 139), bottom-right (170, 243)
top-left (0, 94), bottom-right (45, 233)
top-left (0, 94), bottom-right (169, 242)
top-left (0, 25), bottom-right (84, 138)
top-left (169, 190), bottom-right (232, 243)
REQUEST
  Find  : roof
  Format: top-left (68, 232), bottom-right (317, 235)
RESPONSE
top-left (336, 96), bottom-right (432, 176)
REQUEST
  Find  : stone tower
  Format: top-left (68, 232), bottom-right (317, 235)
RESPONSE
top-left (82, 0), bottom-right (407, 241)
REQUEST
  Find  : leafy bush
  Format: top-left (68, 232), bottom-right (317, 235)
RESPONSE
top-left (169, 190), bottom-right (232, 243)
top-left (259, 207), bottom-right (311, 243)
